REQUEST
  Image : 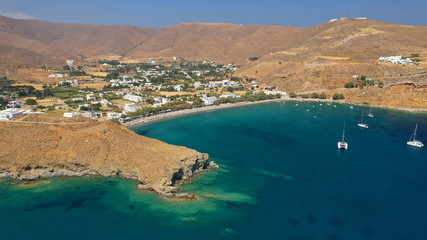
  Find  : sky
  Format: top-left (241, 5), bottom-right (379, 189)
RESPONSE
top-left (1, 0), bottom-right (426, 28)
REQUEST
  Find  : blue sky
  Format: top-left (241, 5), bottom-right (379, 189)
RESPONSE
top-left (1, 0), bottom-right (426, 27)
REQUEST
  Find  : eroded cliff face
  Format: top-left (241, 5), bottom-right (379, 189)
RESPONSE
top-left (0, 114), bottom-right (209, 197)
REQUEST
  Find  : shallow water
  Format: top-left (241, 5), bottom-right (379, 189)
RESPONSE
top-left (1, 102), bottom-right (426, 239)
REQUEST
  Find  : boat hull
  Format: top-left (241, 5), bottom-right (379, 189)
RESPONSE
top-left (358, 123), bottom-right (369, 128)
top-left (338, 142), bottom-right (348, 149)
top-left (407, 141), bottom-right (424, 148)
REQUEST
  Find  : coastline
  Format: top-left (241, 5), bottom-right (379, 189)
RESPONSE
top-left (124, 97), bottom-right (427, 128)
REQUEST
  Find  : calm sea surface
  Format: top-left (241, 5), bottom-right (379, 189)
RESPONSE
top-left (1, 101), bottom-right (426, 240)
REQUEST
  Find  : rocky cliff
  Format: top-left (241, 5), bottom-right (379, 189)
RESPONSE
top-left (0, 114), bottom-right (209, 198)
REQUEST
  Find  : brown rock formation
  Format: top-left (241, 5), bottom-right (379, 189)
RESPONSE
top-left (0, 114), bottom-right (209, 196)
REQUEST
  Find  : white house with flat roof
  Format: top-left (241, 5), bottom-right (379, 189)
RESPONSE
top-left (0, 108), bottom-right (25, 121)
top-left (202, 96), bottom-right (218, 105)
top-left (124, 103), bottom-right (141, 112)
top-left (63, 112), bottom-right (76, 118)
top-left (107, 112), bottom-right (121, 119)
top-left (124, 94), bottom-right (144, 102)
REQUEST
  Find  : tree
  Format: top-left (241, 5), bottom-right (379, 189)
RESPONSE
top-left (311, 93), bottom-right (319, 98)
top-left (378, 82), bottom-right (384, 88)
top-left (344, 82), bottom-right (355, 88)
top-left (26, 99), bottom-right (38, 105)
top-left (319, 93), bottom-right (326, 99)
top-left (288, 92), bottom-right (297, 98)
top-left (63, 65), bottom-right (71, 71)
top-left (332, 93), bottom-right (344, 100)
top-left (360, 75), bottom-right (366, 81)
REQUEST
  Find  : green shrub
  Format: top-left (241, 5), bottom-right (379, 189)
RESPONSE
top-left (25, 99), bottom-right (37, 105)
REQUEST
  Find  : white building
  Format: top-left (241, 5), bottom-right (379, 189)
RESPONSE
top-left (66, 60), bottom-right (74, 67)
top-left (79, 104), bottom-right (91, 110)
top-left (107, 112), bottom-right (121, 120)
top-left (0, 108), bottom-right (25, 121)
top-left (73, 97), bottom-right (84, 102)
top-left (209, 81), bottom-right (223, 88)
top-left (86, 94), bottom-right (96, 101)
top-left (378, 56), bottom-right (415, 66)
top-left (219, 94), bottom-right (241, 99)
top-left (63, 112), bottom-right (76, 118)
top-left (124, 94), bottom-right (144, 102)
top-left (174, 85), bottom-right (183, 92)
top-left (124, 103), bottom-right (141, 112)
top-left (100, 99), bottom-right (111, 107)
top-left (202, 96), bottom-right (218, 105)
top-left (264, 90), bottom-right (287, 96)
top-left (7, 101), bottom-right (24, 108)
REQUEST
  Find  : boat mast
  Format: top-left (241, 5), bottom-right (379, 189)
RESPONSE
top-left (342, 122), bottom-right (346, 142)
top-left (361, 109), bottom-right (364, 123)
top-left (414, 124), bottom-right (418, 141)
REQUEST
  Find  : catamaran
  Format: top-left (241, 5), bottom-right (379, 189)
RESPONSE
top-left (357, 109), bottom-right (369, 128)
top-left (337, 123), bottom-right (348, 149)
top-left (407, 124), bottom-right (424, 147)
top-left (368, 106), bottom-right (374, 118)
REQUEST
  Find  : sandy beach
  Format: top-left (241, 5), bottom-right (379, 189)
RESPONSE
top-left (124, 97), bottom-right (427, 128)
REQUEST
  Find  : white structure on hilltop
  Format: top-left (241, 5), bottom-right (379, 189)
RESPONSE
top-left (66, 60), bottom-right (74, 67)
top-left (378, 56), bottom-right (415, 66)
top-left (0, 108), bottom-right (25, 121)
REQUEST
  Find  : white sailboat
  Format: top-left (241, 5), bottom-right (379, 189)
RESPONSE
top-left (407, 124), bottom-right (424, 147)
top-left (368, 106), bottom-right (374, 118)
top-left (337, 123), bottom-right (348, 149)
top-left (357, 109), bottom-right (369, 128)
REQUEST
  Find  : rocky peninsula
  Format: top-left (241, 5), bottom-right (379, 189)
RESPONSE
top-left (0, 114), bottom-right (210, 198)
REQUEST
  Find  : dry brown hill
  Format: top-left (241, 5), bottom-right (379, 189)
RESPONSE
top-left (234, 19), bottom-right (427, 109)
top-left (0, 114), bottom-right (209, 197)
top-left (0, 16), bottom-right (308, 65)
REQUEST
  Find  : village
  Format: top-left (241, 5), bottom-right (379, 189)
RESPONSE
top-left (0, 58), bottom-right (286, 122)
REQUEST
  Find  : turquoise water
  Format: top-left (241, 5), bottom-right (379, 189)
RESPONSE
top-left (1, 101), bottom-right (426, 239)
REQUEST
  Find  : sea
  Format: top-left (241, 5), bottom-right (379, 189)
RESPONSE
top-left (0, 101), bottom-right (426, 240)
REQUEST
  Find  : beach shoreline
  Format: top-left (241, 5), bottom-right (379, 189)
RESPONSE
top-left (124, 97), bottom-right (427, 128)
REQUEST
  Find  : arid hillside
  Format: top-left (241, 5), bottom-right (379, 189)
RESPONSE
top-left (234, 19), bottom-right (427, 109)
top-left (0, 114), bottom-right (209, 196)
top-left (0, 16), bottom-right (307, 65)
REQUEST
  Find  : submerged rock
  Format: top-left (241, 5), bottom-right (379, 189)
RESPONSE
top-left (208, 161), bottom-right (220, 169)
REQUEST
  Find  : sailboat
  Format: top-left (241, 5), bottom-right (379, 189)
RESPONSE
top-left (357, 109), bottom-right (369, 128)
top-left (368, 106), bottom-right (374, 118)
top-left (407, 124), bottom-right (424, 147)
top-left (337, 123), bottom-right (348, 149)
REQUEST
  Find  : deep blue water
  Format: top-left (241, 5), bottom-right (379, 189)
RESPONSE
top-left (1, 101), bottom-right (426, 240)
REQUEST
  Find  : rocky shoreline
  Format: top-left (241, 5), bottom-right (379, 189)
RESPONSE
top-left (0, 114), bottom-right (212, 199)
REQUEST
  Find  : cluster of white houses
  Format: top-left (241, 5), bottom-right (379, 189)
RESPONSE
top-left (378, 56), bottom-right (416, 66)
